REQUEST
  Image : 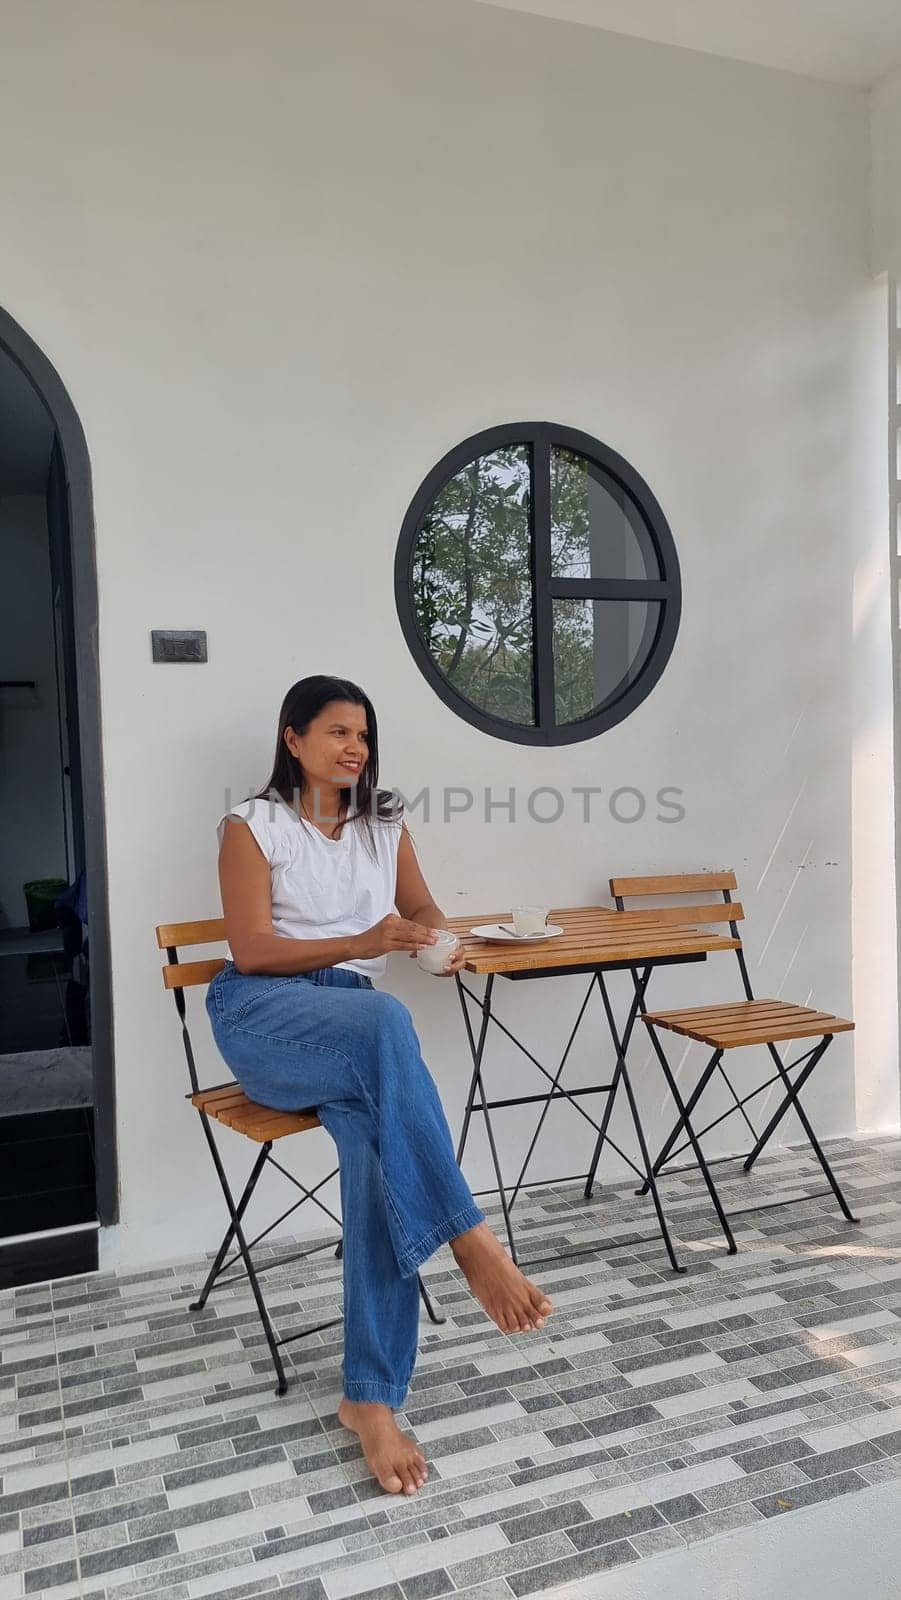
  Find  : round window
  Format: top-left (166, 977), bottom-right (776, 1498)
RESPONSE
top-left (394, 422), bottom-right (681, 746)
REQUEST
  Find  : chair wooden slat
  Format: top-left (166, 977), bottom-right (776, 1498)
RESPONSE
top-left (717, 1018), bottom-right (854, 1049)
top-left (644, 1000), bottom-right (853, 1050)
top-left (643, 999), bottom-right (800, 1026)
top-left (192, 1087), bottom-right (248, 1111)
top-left (616, 902), bottom-right (744, 926)
top-left (163, 957), bottom-right (226, 990)
top-left (191, 1086), bottom-right (320, 1142)
top-left (156, 917), bottom-right (226, 949)
top-left (645, 999), bottom-right (829, 1027)
top-left (699, 1008), bottom-right (840, 1038)
top-left (610, 872), bottom-right (738, 898)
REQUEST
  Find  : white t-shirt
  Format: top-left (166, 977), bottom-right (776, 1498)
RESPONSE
top-left (217, 791), bottom-right (404, 978)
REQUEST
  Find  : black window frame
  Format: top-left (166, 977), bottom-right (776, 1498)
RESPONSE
top-left (394, 421), bottom-right (682, 747)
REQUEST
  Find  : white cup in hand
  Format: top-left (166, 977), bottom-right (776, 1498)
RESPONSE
top-left (511, 904), bottom-right (550, 936)
top-left (416, 929), bottom-right (460, 975)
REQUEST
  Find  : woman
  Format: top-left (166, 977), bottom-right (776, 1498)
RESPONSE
top-left (206, 674), bottom-right (553, 1497)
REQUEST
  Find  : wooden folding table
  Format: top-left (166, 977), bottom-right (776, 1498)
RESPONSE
top-left (444, 904), bottom-right (740, 1274)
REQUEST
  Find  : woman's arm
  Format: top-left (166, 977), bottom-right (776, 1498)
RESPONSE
top-left (218, 819), bottom-right (356, 974)
top-left (395, 822), bottom-right (448, 929)
top-left (395, 822), bottom-right (467, 975)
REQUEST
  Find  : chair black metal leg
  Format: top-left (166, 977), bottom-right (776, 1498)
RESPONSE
top-left (418, 1276), bottom-right (446, 1324)
top-left (637, 1050), bottom-right (723, 1197)
top-left (641, 1016), bottom-right (736, 1253)
top-left (191, 1142), bottom-right (270, 1310)
top-left (744, 1037), bottom-right (859, 1223)
top-left (197, 1115), bottom-right (289, 1395)
top-left (233, 1214), bottom-right (290, 1395)
top-left (714, 1058), bottom-right (760, 1143)
top-left (742, 1044), bottom-right (821, 1170)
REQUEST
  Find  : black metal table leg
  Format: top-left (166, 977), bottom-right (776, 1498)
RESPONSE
top-left (594, 971), bottom-right (685, 1275)
top-left (584, 965), bottom-right (650, 1198)
top-left (455, 973), bottom-right (495, 1165)
top-left (454, 973), bottom-right (520, 1260)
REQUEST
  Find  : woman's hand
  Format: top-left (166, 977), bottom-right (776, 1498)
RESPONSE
top-left (435, 939), bottom-right (467, 977)
top-left (407, 935), bottom-right (467, 976)
top-left (351, 913), bottom-right (438, 961)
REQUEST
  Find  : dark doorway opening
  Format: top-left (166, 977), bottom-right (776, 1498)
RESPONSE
top-left (0, 307), bottom-right (116, 1288)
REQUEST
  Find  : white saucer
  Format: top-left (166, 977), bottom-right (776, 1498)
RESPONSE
top-left (469, 922), bottom-right (565, 943)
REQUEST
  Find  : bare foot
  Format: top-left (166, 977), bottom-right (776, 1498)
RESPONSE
top-left (337, 1399), bottom-right (428, 1496)
top-left (450, 1222), bottom-right (554, 1334)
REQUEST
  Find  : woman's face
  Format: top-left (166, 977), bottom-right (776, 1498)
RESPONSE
top-left (285, 699), bottom-right (370, 791)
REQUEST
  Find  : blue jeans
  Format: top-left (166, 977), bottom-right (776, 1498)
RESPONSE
top-left (205, 961), bottom-right (484, 1407)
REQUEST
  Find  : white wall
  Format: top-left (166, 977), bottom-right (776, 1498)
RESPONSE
top-left (0, 0), bottom-right (888, 1265)
top-left (862, 62), bottom-right (901, 1130)
top-left (0, 495), bottom-right (66, 927)
top-left (871, 65), bottom-right (901, 275)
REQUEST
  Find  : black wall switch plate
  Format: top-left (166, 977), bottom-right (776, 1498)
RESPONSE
top-left (151, 630), bottom-right (208, 663)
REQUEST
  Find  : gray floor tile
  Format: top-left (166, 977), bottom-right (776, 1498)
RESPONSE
top-left (505, 1537), bottom-right (640, 1595)
top-left (754, 1470), bottom-right (867, 1518)
top-left (2, 1139), bottom-right (900, 1600)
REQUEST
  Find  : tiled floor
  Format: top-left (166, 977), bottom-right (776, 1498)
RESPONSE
top-left (3, 1135), bottom-right (901, 1600)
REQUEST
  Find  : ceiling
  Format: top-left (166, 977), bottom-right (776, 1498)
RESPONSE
top-left (472, 0), bottom-right (901, 86)
top-left (0, 348), bottom-right (53, 495)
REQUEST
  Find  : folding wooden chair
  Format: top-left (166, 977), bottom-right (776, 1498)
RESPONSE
top-left (156, 917), bottom-right (444, 1396)
top-left (607, 874), bottom-right (858, 1253)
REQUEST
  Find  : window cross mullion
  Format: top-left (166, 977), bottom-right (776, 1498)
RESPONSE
top-left (548, 579), bottom-right (671, 601)
top-left (530, 431), bottom-right (555, 731)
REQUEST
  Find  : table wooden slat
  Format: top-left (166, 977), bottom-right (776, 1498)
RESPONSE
top-left (444, 905), bottom-right (740, 974)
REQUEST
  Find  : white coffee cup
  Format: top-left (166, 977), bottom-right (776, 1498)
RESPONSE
top-left (511, 904), bottom-right (551, 937)
top-left (416, 929), bottom-right (460, 975)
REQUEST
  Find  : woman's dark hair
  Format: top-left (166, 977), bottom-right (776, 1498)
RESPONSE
top-left (254, 675), bottom-right (401, 857)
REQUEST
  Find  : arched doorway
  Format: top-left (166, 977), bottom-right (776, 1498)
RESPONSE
top-left (0, 306), bottom-right (116, 1254)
